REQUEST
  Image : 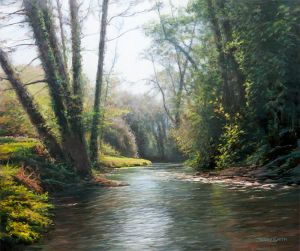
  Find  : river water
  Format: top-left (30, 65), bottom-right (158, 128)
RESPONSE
top-left (28, 163), bottom-right (300, 251)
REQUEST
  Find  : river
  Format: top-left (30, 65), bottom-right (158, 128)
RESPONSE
top-left (27, 163), bottom-right (300, 251)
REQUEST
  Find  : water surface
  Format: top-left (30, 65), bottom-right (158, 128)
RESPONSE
top-left (28, 163), bottom-right (300, 251)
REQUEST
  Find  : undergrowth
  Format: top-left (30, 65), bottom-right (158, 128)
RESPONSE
top-left (0, 165), bottom-right (52, 247)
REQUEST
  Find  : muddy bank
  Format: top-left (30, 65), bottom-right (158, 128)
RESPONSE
top-left (176, 165), bottom-right (300, 188)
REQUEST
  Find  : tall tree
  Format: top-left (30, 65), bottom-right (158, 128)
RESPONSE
top-left (90, 0), bottom-right (110, 163)
top-left (205, 0), bottom-right (233, 113)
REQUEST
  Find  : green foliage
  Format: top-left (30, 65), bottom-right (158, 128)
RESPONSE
top-left (230, 0), bottom-right (300, 139)
top-left (115, 93), bottom-right (178, 161)
top-left (216, 117), bottom-right (245, 169)
top-left (0, 166), bottom-right (52, 245)
top-left (167, 0), bottom-right (300, 169)
top-left (100, 143), bottom-right (121, 157)
top-left (39, 163), bottom-right (81, 191)
top-left (103, 118), bottom-right (138, 158)
top-left (245, 141), bottom-right (270, 166)
top-left (0, 90), bottom-right (34, 137)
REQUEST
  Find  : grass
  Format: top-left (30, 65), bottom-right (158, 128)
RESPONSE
top-left (99, 155), bottom-right (151, 168)
top-left (0, 138), bottom-right (39, 162)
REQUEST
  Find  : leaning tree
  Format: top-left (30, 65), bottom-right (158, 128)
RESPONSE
top-left (0, 0), bottom-right (91, 176)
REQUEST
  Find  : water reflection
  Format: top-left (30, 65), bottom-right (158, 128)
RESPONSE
top-left (27, 164), bottom-right (300, 251)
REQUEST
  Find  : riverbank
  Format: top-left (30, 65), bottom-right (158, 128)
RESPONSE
top-left (0, 137), bottom-right (139, 248)
top-left (177, 164), bottom-right (300, 188)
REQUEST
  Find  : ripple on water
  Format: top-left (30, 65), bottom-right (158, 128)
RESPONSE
top-left (27, 164), bottom-right (300, 251)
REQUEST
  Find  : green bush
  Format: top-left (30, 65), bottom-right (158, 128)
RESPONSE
top-left (0, 170), bottom-right (52, 245)
top-left (216, 121), bottom-right (245, 169)
top-left (100, 143), bottom-right (121, 157)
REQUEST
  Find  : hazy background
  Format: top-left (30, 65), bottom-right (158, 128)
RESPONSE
top-left (0, 0), bottom-right (188, 94)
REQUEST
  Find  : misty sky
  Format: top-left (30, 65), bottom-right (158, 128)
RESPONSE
top-left (0, 0), bottom-right (188, 94)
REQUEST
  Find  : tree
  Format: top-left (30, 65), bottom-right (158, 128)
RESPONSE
top-left (0, 0), bottom-right (91, 176)
top-left (145, 3), bottom-right (197, 128)
top-left (145, 0), bottom-right (300, 169)
top-left (90, 0), bottom-right (110, 164)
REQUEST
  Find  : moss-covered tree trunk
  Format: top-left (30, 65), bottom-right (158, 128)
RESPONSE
top-left (215, 0), bottom-right (246, 110)
top-left (90, 0), bottom-right (110, 164)
top-left (68, 0), bottom-right (91, 176)
top-left (206, 0), bottom-right (234, 113)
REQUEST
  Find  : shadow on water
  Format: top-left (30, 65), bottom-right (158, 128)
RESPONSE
top-left (27, 163), bottom-right (300, 251)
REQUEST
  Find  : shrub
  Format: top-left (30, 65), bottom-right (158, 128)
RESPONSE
top-left (103, 118), bottom-right (138, 158)
top-left (0, 167), bottom-right (52, 245)
top-left (100, 143), bottom-right (121, 157)
top-left (216, 121), bottom-right (245, 169)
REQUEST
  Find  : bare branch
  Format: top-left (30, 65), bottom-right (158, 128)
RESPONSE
top-left (0, 20), bottom-right (27, 29)
top-left (108, 6), bottom-right (155, 23)
top-left (0, 9), bottom-right (25, 15)
top-left (105, 42), bottom-right (118, 82)
top-left (2, 79), bottom-right (47, 91)
top-left (0, 1), bottom-right (18, 7)
top-left (155, 2), bottom-right (198, 71)
top-left (24, 79), bottom-right (47, 86)
top-left (150, 54), bottom-right (175, 124)
top-left (107, 3), bottom-right (132, 23)
top-left (8, 43), bottom-right (35, 48)
top-left (0, 76), bottom-right (9, 81)
top-left (106, 27), bottom-right (139, 42)
top-left (18, 57), bottom-right (40, 73)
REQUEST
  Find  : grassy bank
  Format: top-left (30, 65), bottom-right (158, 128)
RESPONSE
top-left (0, 137), bottom-right (39, 162)
top-left (100, 156), bottom-right (151, 168)
top-left (0, 137), bottom-right (74, 248)
top-left (0, 137), bottom-right (150, 247)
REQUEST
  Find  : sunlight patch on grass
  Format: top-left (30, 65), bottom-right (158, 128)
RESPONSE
top-left (99, 156), bottom-right (151, 168)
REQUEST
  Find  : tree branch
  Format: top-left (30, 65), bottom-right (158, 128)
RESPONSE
top-left (106, 27), bottom-right (139, 42)
top-left (0, 20), bottom-right (28, 29)
top-left (156, 2), bottom-right (198, 71)
top-left (2, 79), bottom-right (47, 91)
top-left (150, 55), bottom-right (175, 124)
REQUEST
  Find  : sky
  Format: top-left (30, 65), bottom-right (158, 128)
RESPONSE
top-left (0, 0), bottom-right (189, 94)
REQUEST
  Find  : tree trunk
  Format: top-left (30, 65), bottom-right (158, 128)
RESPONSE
top-left (56, 0), bottom-right (69, 71)
top-left (216, 0), bottom-right (246, 109)
top-left (157, 120), bottom-right (165, 160)
top-left (68, 0), bottom-right (91, 176)
top-left (206, 0), bottom-right (234, 113)
top-left (90, 0), bottom-right (110, 163)
top-left (174, 52), bottom-right (188, 128)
